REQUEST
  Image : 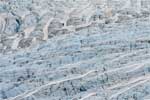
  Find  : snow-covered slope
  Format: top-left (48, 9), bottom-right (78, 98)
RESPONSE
top-left (1, 0), bottom-right (150, 100)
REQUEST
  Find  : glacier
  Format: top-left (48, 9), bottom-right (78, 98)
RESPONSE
top-left (1, 0), bottom-right (150, 100)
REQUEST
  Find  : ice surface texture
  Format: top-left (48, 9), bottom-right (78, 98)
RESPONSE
top-left (1, 0), bottom-right (150, 100)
